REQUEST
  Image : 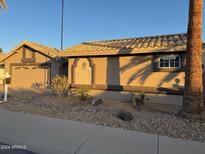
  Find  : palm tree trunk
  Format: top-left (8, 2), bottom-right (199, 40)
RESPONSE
top-left (183, 0), bottom-right (203, 114)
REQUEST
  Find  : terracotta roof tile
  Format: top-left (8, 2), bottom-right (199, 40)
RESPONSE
top-left (0, 53), bottom-right (7, 62)
top-left (0, 41), bottom-right (61, 62)
top-left (21, 41), bottom-right (60, 58)
top-left (63, 33), bottom-right (190, 57)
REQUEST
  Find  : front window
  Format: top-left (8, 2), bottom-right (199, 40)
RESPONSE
top-left (159, 55), bottom-right (181, 68)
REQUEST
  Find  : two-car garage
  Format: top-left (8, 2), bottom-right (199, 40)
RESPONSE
top-left (11, 65), bottom-right (49, 88)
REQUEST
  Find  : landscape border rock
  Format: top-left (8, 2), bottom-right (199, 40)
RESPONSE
top-left (117, 110), bottom-right (133, 121)
top-left (91, 98), bottom-right (103, 106)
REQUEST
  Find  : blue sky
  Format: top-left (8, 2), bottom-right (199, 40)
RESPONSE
top-left (0, 0), bottom-right (204, 52)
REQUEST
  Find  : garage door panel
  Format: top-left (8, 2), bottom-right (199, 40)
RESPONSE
top-left (11, 65), bottom-right (48, 88)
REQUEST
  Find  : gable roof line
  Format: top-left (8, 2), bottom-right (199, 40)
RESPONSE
top-left (0, 41), bottom-right (61, 63)
top-left (0, 53), bottom-right (7, 62)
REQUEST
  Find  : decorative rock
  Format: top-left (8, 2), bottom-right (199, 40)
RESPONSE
top-left (117, 110), bottom-right (133, 121)
top-left (91, 98), bottom-right (103, 106)
top-left (3, 92), bottom-right (205, 143)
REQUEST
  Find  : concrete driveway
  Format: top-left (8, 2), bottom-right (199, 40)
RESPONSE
top-left (0, 109), bottom-right (204, 154)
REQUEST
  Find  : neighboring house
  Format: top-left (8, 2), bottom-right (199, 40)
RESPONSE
top-left (0, 41), bottom-right (60, 88)
top-left (62, 33), bottom-right (205, 95)
top-left (0, 53), bottom-right (7, 84)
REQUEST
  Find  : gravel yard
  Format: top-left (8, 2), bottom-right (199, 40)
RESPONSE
top-left (0, 90), bottom-right (205, 143)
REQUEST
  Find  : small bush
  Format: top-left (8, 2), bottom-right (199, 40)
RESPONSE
top-left (131, 92), bottom-right (146, 110)
top-left (139, 91), bottom-right (146, 104)
top-left (32, 82), bottom-right (44, 90)
top-left (76, 87), bottom-right (91, 101)
top-left (50, 75), bottom-right (69, 97)
top-left (131, 93), bottom-right (137, 109)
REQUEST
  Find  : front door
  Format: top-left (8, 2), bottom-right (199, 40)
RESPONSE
top-left (75, 58), bottom-right (91, 85)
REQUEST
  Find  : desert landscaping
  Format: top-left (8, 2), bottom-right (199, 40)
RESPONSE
top-left (1, 0), bottom-right (205, 154)
top-left (0, 88), bottom-right (204, 143)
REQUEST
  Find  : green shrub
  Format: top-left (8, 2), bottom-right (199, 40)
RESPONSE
top-left (76, 87), bottom-right (91, 101)
top-left (50, 75), bottom-right (69, 97)
top-left (139, 91), bottom-right (146, 104)
top-left (131, 93), bottom-right (137, 109)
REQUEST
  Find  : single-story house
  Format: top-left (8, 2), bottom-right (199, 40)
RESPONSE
top-left (0, 41), bottom-right (60, 88)
top-left (0, 33), bottom-right (204, 96)
top-left (62, 33), bottom-right (205, 95)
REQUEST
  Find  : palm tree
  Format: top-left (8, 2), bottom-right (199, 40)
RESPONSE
top-left (182, 0), bottom-right (203, 114)
top-left (0, 0), bottom-right (7, 10)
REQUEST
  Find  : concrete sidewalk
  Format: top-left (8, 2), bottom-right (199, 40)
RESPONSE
top-left (0, 109), bottom-right (204, 154)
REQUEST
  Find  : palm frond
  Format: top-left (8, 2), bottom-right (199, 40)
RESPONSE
top-left (0, 0), bottom-right (7, 10)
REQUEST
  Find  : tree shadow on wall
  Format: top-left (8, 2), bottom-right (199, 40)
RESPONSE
top-left (120, 55), bottom-right (183, 89)
top-left (86, 42), bottom-right (185, 91)
top-left (120, 56), bottom-right (153, 85)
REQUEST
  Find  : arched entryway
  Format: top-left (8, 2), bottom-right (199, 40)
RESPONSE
top-left (72, 58), bottom-right (95, 86)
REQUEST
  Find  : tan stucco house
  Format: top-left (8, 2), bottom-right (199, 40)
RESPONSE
top-left (62, 33), bottom-right (205, 95)
top-left (0, 33), bottom-right (204, 96)
top-left (0, 41), bottom-right (60, 88)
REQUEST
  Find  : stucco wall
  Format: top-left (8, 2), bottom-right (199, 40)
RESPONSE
top-left (2, 46), bottom-right (59, 87)
top-left (0, 67), bottom-right (4, 84)
top-left (119, 56), bottom-right (184, 88)
top-left (68, 54), bottom-right (185, 91)
top-left (4, 47), bottom-right (45, 72)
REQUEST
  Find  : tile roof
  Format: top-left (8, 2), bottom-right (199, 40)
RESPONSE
top-left (0, 53), bottom-right (7, 62)
top-left (14, 41), bottom-right (60, 58)
top-left (0, 41), bottom-right (61, 62)
top-left (64, 33), bottom-right (188, 57)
